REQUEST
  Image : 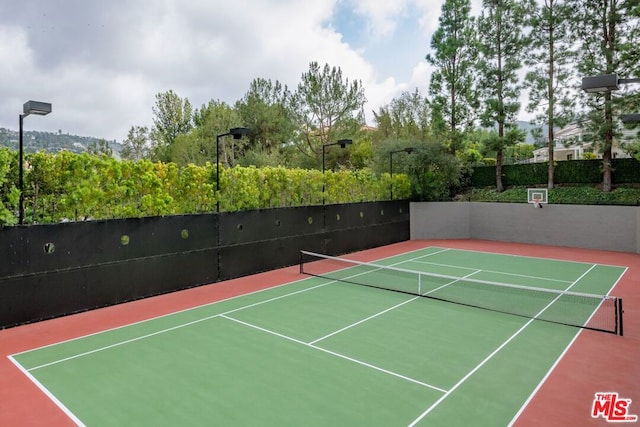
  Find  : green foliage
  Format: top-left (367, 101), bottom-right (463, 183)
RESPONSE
top-left (235, 77), bottom-right (295, 158)
top-left (348, 137), bottom-right (374, 170)
top-left (0, 149), bottom-right (408, 225)
top-left (553, 159), bottom-right (602, 184)
top-left (611, 158), bottom-right (640, 183)
top-left (410, 142), bottom-right (464, 201)
top-left (0, 149), bottom-right (18, 225)
top-left (372, 89), bottom-right (431, 142)
top-left (504, 143), bottom-right (534, 161)
top-left (481, 158), bottom-right (496, 165)
top-left (369, 136), bottom-right (464, 201)
top-left (150, 90), bottom-right (194, 162)
top-left (503, 162), bottom-right (547, 186)
top-left (121, 126), bottom-right (150, 161)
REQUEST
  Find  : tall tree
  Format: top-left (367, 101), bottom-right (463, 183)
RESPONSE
top-left (171, 100), bottom-right (244, 167)
top-left (235, 78), bottom-right (295, 156)
top-left (525, 0), bottom-right (577, 190)
top-left (373, 89), bottom-right (431, 141)
top-left (477, 0), bottom-right (531, 192)
top-left (120, 126), bottom-right (150, 161)
top-left (574, 0), bottom-right (640, 192)
top-left (150, 90), bottom-right (193, 162)
top-left (425, 0), bottom-right (479, 155)
top-left (288, 62), bottom-right (366, 162)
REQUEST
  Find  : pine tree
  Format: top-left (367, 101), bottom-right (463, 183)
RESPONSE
top-left (525, 0), bottom-right (577, 190)
top-left (425, 0), bottom-right (479, 155)
top-left (288, 62), bottom-right (366, 160)
top-left (477, 0), bottom-right (532, 192)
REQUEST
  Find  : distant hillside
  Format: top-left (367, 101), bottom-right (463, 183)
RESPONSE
top-left (0, 127), bottom-right (121, 155)
top-left (0, 122), bottom-right (546, 155)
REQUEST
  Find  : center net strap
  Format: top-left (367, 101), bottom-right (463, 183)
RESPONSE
top-left (299, 250), bottom-right (621, 335)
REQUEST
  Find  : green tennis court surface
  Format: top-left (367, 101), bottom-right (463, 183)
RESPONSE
top-left (10, 247), bottom-right (626, 426)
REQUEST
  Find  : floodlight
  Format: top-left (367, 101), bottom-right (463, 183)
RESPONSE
top-left (581, 74), bottom-right (620, 93)
top-left (23, 100), bottom-right (52, 116)
top-left (621, 114), bottom-right (640, 124)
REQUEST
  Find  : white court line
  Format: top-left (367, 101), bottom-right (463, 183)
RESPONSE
top-left (309, 269), bottom-right (483, 345)
top-left (407, 263), bottom-right (598, 427)
top-left (308, 296), bottom-right (420, 345)
top-left (220, 314), bottom-right (448, 394)
top-left (409, 260), bottom-right (573, 284)
top-left (7, 355), bottom-right (86, 427)
top-left (25, 280), bottom-right (333, 372)
top-left (431, 246), bottom-right (626, 269)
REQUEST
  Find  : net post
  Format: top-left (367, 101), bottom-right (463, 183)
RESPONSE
top-left (299, 251), bottom-right (303, 275)
top-left (617, 298), bottom-right (624, 336)
top-left (418, 273), bottom-right (422, 295)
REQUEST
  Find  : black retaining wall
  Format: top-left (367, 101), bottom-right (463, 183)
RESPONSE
top-left (0, 201), bottom-right (409, 328)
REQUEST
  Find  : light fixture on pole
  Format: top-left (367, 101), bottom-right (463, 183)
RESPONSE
top-left (321, 139), bottom-right (352, 205)
top-left (389, 147), bottom-right (414, 200)
top-left (215, 127), bottom-right (250, 212)
top-left (19, 100), bottom-right (52, 225)
top-left (621, 114), bottom-right (640, 124)
top-left (582, 73), bottom-right (640, 131)
top-left (581, 73), bottom-right (640, 93)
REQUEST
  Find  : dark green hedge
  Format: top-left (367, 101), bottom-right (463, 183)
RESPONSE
top-left (471, 158), bottom-right (640, 187)
top-left (612, 158), bottom-right (640, 183)
top-left (554, 160), bottom-right (603, 184)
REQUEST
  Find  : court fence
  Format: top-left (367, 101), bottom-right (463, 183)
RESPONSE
top-left (0, 201), bottom-right (409, 328)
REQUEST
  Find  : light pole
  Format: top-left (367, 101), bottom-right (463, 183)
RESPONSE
top-left (19, 101), bottom-right (52, 225)
top-left (322, 139), bottom-right (352, 204)
top-left (389, 147), bottom-right (414, 200)
top-left (216, 127), bottom-right (250, 212)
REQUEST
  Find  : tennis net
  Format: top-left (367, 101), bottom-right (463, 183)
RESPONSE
top-left (299, 250), bottom-right (623, 335)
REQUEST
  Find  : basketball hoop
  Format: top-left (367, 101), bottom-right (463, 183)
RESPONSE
top-left (527, 188), bottom-right (548, 208)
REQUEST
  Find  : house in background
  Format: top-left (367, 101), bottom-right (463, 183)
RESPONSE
top-left (532, 121), bottom-right (635, 162)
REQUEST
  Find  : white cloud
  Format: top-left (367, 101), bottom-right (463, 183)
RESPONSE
top-left (0, 0), bottom-right (449, 140)
top-left (349, 0), bottom-right (410, 39)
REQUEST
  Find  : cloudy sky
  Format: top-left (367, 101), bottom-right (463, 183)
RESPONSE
top-left (0, 0), bottom-right (484, 142)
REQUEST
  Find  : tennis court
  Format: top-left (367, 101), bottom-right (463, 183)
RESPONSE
top-left (6, 243), bottom-right (629, 426)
